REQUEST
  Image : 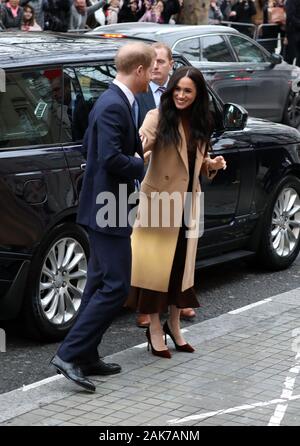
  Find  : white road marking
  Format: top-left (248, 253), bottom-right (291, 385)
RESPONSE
top-left (228, 298), bottom-right (272, 314)
top-left (268, 352), bottom-right (300, 426)
top-left (168, 393), bottom-right (300, 424)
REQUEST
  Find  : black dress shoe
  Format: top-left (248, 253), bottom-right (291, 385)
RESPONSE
top-left (50, 354), bottom-right (96, 392)
top-left (81, 358), bottom-right (121, 376)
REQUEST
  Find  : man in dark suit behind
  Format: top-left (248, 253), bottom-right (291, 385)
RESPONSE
top-left (51, 42), bottom-right (155, 392)
top-left (135, 43), bottom-right (196, 328)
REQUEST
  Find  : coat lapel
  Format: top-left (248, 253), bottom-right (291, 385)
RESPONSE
top-left (109, 83), bottom-right (143, 158)
top-left (178, 120), bottom-right (189, 174)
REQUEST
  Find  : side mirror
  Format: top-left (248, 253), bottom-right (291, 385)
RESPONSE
top-left (223, 103), bottom-right (248, 131)
top-left (270, 53), bottom-right (282, 65)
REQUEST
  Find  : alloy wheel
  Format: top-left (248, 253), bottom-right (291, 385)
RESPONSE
top-left (271, 187), bottom-right (300, 257)
top-left (39, 237), bottom-right (87, 325)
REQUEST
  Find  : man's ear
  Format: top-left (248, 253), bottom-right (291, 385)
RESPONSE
top-left (136, 65), bottom-right (144, 76)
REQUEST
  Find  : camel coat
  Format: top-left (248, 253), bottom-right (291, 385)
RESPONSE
top-left (131, 109), bottom-right (216, 293)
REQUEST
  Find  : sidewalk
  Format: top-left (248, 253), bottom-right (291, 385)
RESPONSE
top-left (1, 288), bottom-right (300, 426)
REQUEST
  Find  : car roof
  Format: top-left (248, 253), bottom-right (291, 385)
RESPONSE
top-left (0, 32), bottom-right (148, 69)
top-left (89, 23), bottom-right (240, 41)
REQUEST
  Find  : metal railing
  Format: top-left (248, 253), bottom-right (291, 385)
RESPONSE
top-left (220, 20), bottom-right (281, 53)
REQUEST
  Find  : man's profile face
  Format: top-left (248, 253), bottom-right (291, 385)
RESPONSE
top-left (140, 61), bottom-right (155, 93)
top-left (151, 48), bottom-right (173, 86)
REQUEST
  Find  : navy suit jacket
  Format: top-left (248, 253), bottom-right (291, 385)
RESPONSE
top-left (77, 83), bottom-right (144, 237)
top-left (136, 88), bottom-right (156, 127)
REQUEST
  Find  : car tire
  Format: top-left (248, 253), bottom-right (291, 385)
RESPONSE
top-left (257, 176), bottom-right (300, 270)
top-left (22, 223), bottom-right (89, 341)
top-left (282, 91), bottom-right (300, 128)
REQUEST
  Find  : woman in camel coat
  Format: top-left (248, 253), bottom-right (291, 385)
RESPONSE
top-left (127, 67), bottom-right (226, 357)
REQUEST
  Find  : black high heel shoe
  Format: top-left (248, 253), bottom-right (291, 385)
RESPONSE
top-left (163, 321), bottom-right (195, 353)
top-left (146, 328), bottom-right (171, 359)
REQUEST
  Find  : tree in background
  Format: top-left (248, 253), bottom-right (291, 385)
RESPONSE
top-left (180, 0), bottom-right (210, 25)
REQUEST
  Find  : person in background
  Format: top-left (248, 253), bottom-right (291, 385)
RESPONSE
top-left (69, 0), bottom-right (104, 30)
top-left (285, 0), bottom-right (300, 66)
top-left (118, 0), bottom-right (143, 22)
top-left (21, 4), bottom-right (42, 29)
top-left (132, 42), bottom-right (198, 328)
top-left (229, 0), bottom-right (257, 36)
top-left (209, 0), bottom-right (223, 23)
top-left (95, 0), bottom-right (120, 25)
top-left (2, 0), bottom-right (23, 29)
top-left (43, 0), bottom-right (71, 32)
top-left (20, 0), bottom-right (44, 29)
top-left (162, 0), bottom-right (182, 23)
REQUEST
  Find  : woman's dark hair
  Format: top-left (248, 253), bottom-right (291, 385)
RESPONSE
top-left (23, 5), bottom-right (35, 26)
top-left (155, 66), bottom-right (214, 156)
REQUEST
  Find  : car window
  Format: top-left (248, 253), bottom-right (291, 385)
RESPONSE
top-left (0, 69), bottom-right (64, 149)
top-left (229, 35), bottom-right (266, 63)
top-left (75, 64), bottom-right (116, 106)
top-left (173, 38), bottom-right (200, 62)
top-left (200, 35), bottom-right (234, 62)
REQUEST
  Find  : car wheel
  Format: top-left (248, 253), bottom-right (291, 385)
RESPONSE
top-left (22, 223), bottom-right (89, 341)
top-left (257, 176), bottom-right (300, 270)
top-left (283, 91), bottom-right (300, 128)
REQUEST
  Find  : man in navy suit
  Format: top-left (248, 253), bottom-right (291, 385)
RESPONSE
top-left (51, 42), bottom-right (156, 392)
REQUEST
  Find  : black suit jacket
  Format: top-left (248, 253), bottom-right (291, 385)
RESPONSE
top-left (136, 88), bottom-right (156, 127)
top-left (77, 83), bottom-right (144, 237)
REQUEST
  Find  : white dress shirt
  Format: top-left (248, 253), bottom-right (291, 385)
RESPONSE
top-left (113, 79), bottom-right (135, 107)
top-left (149, 80), bottom-right (169, 108)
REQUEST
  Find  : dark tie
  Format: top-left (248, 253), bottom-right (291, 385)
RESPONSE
top-left (156, 86), bottom-right (166, 95)
top-left (132, 99), bottom-right (139, 128)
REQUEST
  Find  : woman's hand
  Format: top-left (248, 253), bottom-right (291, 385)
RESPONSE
top-left (210, 156), bottom-right (227, 171)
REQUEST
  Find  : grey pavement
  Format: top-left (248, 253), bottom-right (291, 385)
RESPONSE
top-left (1, 288), bottom-right (300, 426)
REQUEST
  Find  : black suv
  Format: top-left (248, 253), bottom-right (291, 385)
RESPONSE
top-left (1, 33), bottom-right (300, 341)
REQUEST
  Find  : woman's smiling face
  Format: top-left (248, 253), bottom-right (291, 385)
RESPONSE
top-left (172, 76), bottom-right (197, 111)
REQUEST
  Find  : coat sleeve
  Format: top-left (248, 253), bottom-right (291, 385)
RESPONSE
top-left (96, 103), bottom-right (144, 181)
top-left (201, 153), bottom-right (218, 180)
top-left (139, 108), bottom-right (159, 154)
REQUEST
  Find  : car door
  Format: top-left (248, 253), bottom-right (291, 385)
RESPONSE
top-left (0, 68), bottom-right (72, 254)
top-left (61, 63), bottom-right (117, 202)
top-left (227, 34), bottom-right (285, 121)
top-left (198, 94), bottom-right (255, 257)
top-left (199, 34), bottom-right (251, 108)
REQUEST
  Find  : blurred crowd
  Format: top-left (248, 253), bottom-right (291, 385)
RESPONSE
top-left (0, 0), bottom-right (184, 31)
top-left (0, 0), bottom-right (299, 65)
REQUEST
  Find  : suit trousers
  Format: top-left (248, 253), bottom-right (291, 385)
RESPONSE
top-left (58, 229), bottom-right (131, 363)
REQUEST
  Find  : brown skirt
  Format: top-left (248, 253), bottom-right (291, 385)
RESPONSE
top-left (126, 223), bottom-right (199, 314)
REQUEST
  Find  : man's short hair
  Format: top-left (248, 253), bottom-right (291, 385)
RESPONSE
top-left (151, 42), bottom-right (173, 61)
top-left (115, 43), bottom-right (156, 74)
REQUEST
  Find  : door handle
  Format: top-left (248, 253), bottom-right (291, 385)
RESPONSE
top-left (80, 163), bottom-right (86, 171)
top-left (245, 68), bottom-right (254, 73)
